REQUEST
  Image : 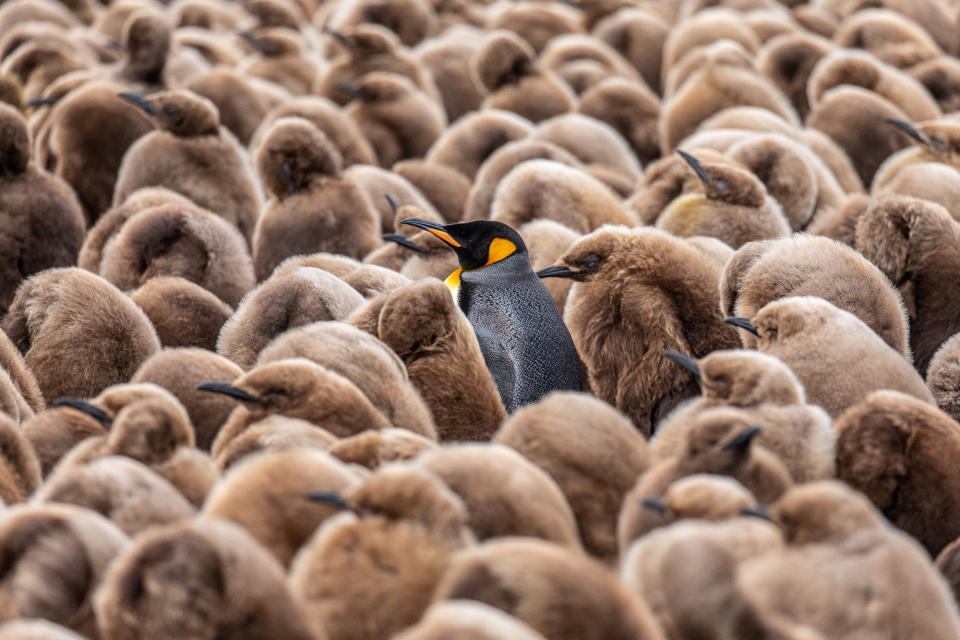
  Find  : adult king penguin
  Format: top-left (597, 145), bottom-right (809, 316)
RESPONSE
top-left (400, 217), bottom-right (581, 412)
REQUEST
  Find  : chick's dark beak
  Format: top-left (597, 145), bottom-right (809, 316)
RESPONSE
top-left (662, 350), bottom-right (701, 380)
top-left (117, 92), bottom-right (157, 116)
top-left (536, 265), bottom-right (576, 279)
top-left (195, 382), bottom-right (263, 403)
top-left (723, 425), bottom-right (764, 452)
top-left (399, 217), bottom-right (461, 248)
top-left (53, 398), bottom-right (113, 425)
top-left (306, 491), bottom-right (352, 510)
top-left (382, 233), bottom-right (427, 254)
top-left (724, 316), bottom-right (761, 337)
top-left (677, 149), bottom-right (712, 188)
top-left (641, 497), bottom-right (667, 517)
top-left (739, 505), bottom-right (774, 523)
top-left (885, 118), bottom-right (927, 146)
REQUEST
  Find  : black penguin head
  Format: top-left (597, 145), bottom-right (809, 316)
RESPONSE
top-left (399, 218), bottom-right (528, 271)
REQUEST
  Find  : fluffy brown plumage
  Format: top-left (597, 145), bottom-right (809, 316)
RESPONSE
top-left (327, 427), bottom-right (434, 469)
top-left (394, 600), bottom-right (548, 640)
top-left (129, 277), bottom-right (233, 351)
top-left (425, 108), bottom-right (533, 180)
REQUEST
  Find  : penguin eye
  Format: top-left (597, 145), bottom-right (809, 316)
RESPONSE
top-left (263, 391), bottom-right (282, 403)
top-left (714, 178), bottom-right (729, 192)
top-left (931, 136), bottom-right (948, 152)
top-left (580, 254), bottom-right (601, 271)
top-left (763, 327), bottom-right (778, 340)
top-left (163, 106), bottom-right (180, 118)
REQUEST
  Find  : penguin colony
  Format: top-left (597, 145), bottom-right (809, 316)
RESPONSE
top-left (6, 0), bottom-right (960, 637)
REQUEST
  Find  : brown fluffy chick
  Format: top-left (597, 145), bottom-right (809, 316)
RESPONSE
top-left (131, 347), bottom-right (243, 451)
top-left (433, 537), bottom-right (664, 640)
top-left (129, 277), bottom-right (233, 351)
top-left (214, 415), bottom-right (337, 470)
top-left (653, 349), bottom-right (836, 483)
top-left (52, 383), bottom-right (217, 508)
top-left (577, 76), bottom-right (661, 167)
top-left (0, 620), bottom-right (87, 639)
top-left (854, 195), bottom-right (960, 374)
top-left (833, 8), bottom-right (941, 70)
top-left (415, 443), bottom-right (582, 549)
top-left (737, 481), bottom-right (960, 639)
top-left (37, 456), bottom-right (195, 536)
top-left (205, 358), bottom-right (392, 454)
top-left (721, 234), bottom-right (910, 357)
top-left (257, 320), bottom-right (436, 438)
top-left (1, 268), bottom-right (159, 403)
top-left (290, 464), bottom-right (474, 640)
top-left (204, 447), bottom-right (358, 565)
top-left (324, 0), bottom-right (436, 48)
top-left (94, 517), bottom-right (314, 640)
top-left (425, 108), bottom-right (533, 180)
top-left (415, 27), bottom-right (485, 122)
top-left (656, 150), bottom-right (790, 249)
top-left (99, 202), bottom-right (256, 307)
top-left (327, 427), bottom-right (434, 469)
top-left (541, 227), bottom-right (740, 436)
top-left (625, 148), bottom-right (728, 226)
top-left (0, 412), bottom-right (39, 504)
top-left (272, 252), bottom-right (411, 298)
top-left (520, 218), bottom-right (581, 314)
top-left (217, 267), bottom-right (365, 369)
top-left (394, 600), bottom-right (548, 640)
top-left (237, 28), bottom-right (320, 96)
top-left (113, 89), bottom-right (262, 244)
top-left (911, 56), bottom-right (960, 114)
top-left (490, 159), bottom-right (636, 234)
top-left (737, 296), bottom-right (933, 418)
top-left (393, 160), bottom-right (471, 223)
top-left (0, 328), bottom-right (43, 419)
top-left (344, 162), bottom-right (441, 233)
top-left (495, 392), bottom-right (649, 562)
top-left (757, 31), bottom-right (834, 120)
top-left (471, 30), bottom-right (575, 124)
top-left (343, 72), bottom-right (446, 167)
top-left (0, 103), bottom-right (85, 315)
top-left (252, 117), bottom-right (381, 279)
top-left (21, 405), bottom-right (108, 478)
top-left (348, 278), bottom-right (506, 441)
top-left (835, 390), bottom-right (960, 556)
top-left (0, 503), bottom-right (129, 638)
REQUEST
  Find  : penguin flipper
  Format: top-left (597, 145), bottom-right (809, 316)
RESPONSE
top-left (474, 325), bottom-right (518, 412)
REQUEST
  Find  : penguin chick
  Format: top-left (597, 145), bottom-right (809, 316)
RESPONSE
top-left (0, 413), bottom-right (39, 505)
top-left (131, 347), bottom-right (242, 451)
top-left (94, 517), bottom-right (315, 640)
top-left (182, 69), bottom-right (267, 146)
top-left (214, 415), bottom-right (337, 470)
top-left (252, 117), bottom-right (381, 279)
top-left (217, 267), bottom-right (364, 369)
top-left (657, 150), bottom-right (791, 248)
top-left (237, 28), bottom-right (320, 96)
top-left (721, 234), bottom-right (910, 357)
top-left (343, 72), bottom-right (446, 167)
top-left (663, 38), bottom-right (755, 98)
top-left (37, 456), bottom-right (195, 536)
top-left (425, 108), bottom-right (533, 180)
top-left (495, 392), bottom-right (649, 561)
top-left (911, 56), bottom-right (960, 114)
top-left (204, 448), bottom-right (357, 565)
top-left (740, 296), bottom-right (934, 417)
top-left (129, 277), bottom-right (233, 351)
top-left (652, 349), bottom-right (836, 483)
top-left (490, 159), bottom-right (636, 234)
top-left (854, 195), bottom-right (960, 374)
top-left (205, 358), bottom-right (392, 454)
top-left (620, 416), bottom-right (793, 544)
top-left (325, 0), bottom-right (436, 47)
top-left (661, 7), bottom-right (759, 76)
top-left (486, 1), bottom-right (582, 54)
top-left (113, 89), bottom-right (262, 244)
top-left (399, 217), bottom-right (582, 413)
top-left (0, 620), bottom-right (86, 639)
top-left (393, 160), bottom-right (470, 223)
top-left (835, 390), bottom-right (960, 556)
top-left (108, 9), bottom-right (174, 91)
top-left (257, 321), bottom-right (436, 439)
top-left (540, 226), bottom-right (740, 435)
top-left (364, 228), bottom-right (460, 280)
top-left (874, 118), bottom-right (960, 193)
top-left (531, 114), bottom-right (641, 191)
top-left (757, 31), bottom-right (834, 120)
top-left (393, 600), bottom-right (548, 640)
top-left (620, 509), bottom-right (782, 640)
top-left (0, 103), bottom-right (84, 315)
top-left (626, 148), bottom-right (729, 226)
top-left (415, 27), bottom-right (485, 123)
top-left (348, 278), bottom-right (506, 440)
top-left (737, 481), bottom-right (960, 640)
top-left (21, 406), bottom-right (108, 478)
top-left (291, 463), bottom-right (473, 640)
top-left (273, 252), bottom-right (411, 298)
top-left (0, 504), bottom-right (129, 638)
top-left (0, 328), bottom-right (44, 418)
top-left (577, 76), bottom-right (661, 167)
top-left (1, 268), bottom-right (159, 403)
top-left (520, 219), bottom-right (581, 314)
top-left (471, 30), bottom-right (575, 124)
top-left (433, 537), bottom-right (664, 640)
top-left (833, 8), bottom-right (941, 70)
top-left (537, 33), bottom-right (640, 94)
top-left (344, 163), bottom-right (440, 233)
top-left (99, 202), bottom-right (256, 307)
top-left (327, 427), bottom-right (434, 469)
top-left (416, 443), bottom-right (581, 548)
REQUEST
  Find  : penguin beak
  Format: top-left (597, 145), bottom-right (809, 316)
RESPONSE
top-left (382, 233), bottom-right (427, 254)
top-left (335, 82), bottom-right (360, 100)
top-left (323, 26), bottom-right (352, 48)
top-left (305, 491), bottom-right (352, 510)
top-left (662, 350), bottom-right (701, 380)
top-left (739, 505), bottom-right (775, 523)
top-left (885, 118), bottom-right (928, 146)
top-left (640, 497), bottom-right (667, 517)
top-left (195, 382), bottom-right (263, 403)
top-left (536, 265), bottom-right (576, 279)
top-left (53, 398), bottom-right (113, 425)
top-left (399, 217), bottom-right (461, 248)
top-left (677, 149), bottom-right (713, 189)
top-left (723, 425), bottom-right (764, 452)
top-left (724, 316), bottom-right (761, 337)
top-left (117, 92), bottom-right (157, 116)
top-left (23, 97), bottom-right (58, 109)
top-left (384, 194), bottom-right (399, 216)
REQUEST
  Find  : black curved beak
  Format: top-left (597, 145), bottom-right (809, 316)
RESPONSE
top-left (641, 497), bottom-right (667, 517)
top-left (399, 217), bottom-right (461, 247)
top-left (385, 194), bottom-right (399, 216)
top-left (382, 233), bottom-right (427, 254)
top-left (323, 26), bottom-right (351, 48)
top-left (335, 82), bottom-right (359, 99)
top-left (724, 316), bottom-right (761, 337)
top-left (536, 265), bottom-right (576, 279)
top-left (662, 350), bottom-right (701, 380)
top-left (677, 149), bottom-right (712, 188)
top-left (739, 505), bottom-right (774, 523)
top-left (195, 382), bottom-right (262, 403)
top-left (305, 490), bottom-right (352, 510)
top-left (23, 97), bottom-right (58, 109)
top-left (723, 425), bottom-right (764, 452)
top-left (53, 398), bottom-right (112, 425)
top-left (885, 118), bottom-right (927, 146)
top-left (117, 92), bottom-right (157, 116)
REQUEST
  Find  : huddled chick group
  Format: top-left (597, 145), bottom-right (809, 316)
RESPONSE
top-left (4, 0), bottom-right (960, 637)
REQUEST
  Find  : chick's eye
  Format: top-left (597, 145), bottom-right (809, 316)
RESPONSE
top-left (931, 137), bottom-right (948, 152)
top-left (581, 254), bottom-right (601, 270)
top-left (163, 106), bottom-right (180, 117)
top-left (714, 178), bottom-right (729, 192)
top-left (263, 391), bottom-right (282, 402)
top-left (763, 327), bottom-right (778, 340)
